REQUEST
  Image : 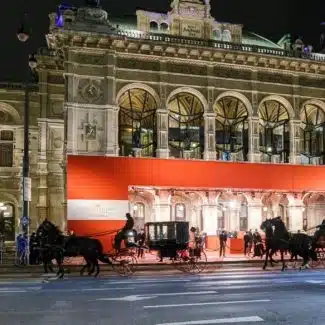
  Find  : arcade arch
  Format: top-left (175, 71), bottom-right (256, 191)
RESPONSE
top-left (117, 87), bottom-right (158, 157)
top-left (258, 100), bottom-right (290, 163)
top-left (214, 96), bottom-right (249, 161)
top-left (167, 92), bottom-right (204, 159)
top-left (300, 102), bottom-right (325, 164)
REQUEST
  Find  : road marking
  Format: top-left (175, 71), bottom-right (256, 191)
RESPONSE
top-left (98, 291), bottom-right (217, 302)
top-left (0, 290), bottom-right (27, 293)
top-left (306, 280), bottom-right (325, 284)
top-left (155, 316), bottom-right (264, 324)
top-left (0, 280), bottom-right (43, 285)
top-left (82, 287), bottom-right (135, 292)
top-left (107, 279), bottom-right (190, 284)
top-left (143, 299), bottom-right (270, 309)
top-left (191, 279), bottom-right (278, 286)
top-left (0, 287), bottom-right (41, 291)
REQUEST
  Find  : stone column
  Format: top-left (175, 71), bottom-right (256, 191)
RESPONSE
top-left (229, 207), bottom-right (240, 231)
top-left (289, 119), bottom-right (301, 165)
top-left (65, 103), bottom-right (78, 155)
top-left (288, 201), bottom-right (304, 232)
top-left (155, 190), bottom-right (171, 221)
top-left (36, 119), bottom-right (49, 226)
top-left (247, 202), bottom-right (263, 230)
top-left (202, 205), bottom-right (218, 235)
top-left (156, 108), bottom-right (169, 158)
top-left (248, 116), bottom-right (261, 162)
top-left (203, 113), bottom-right (216, 160)
top-left (105, 105), bottom-right (119, 156)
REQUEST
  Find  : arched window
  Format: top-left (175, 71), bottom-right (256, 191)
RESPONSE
top-left (0, 203), bottom-right (15, 241)
top-left (301, 104), bottom-right (325, 164)
top-left (160, 23), bottom-right (169, 32)
top-left (215, 97), bottom-right (249, 161)
top-left (239, 201), bottom-right (248, 231)
top-left (0, 130), bottom-right (13, 167)
top-left (175, 203), bottom-right (185, 221)
top-left (168, 92), bottom-right (204, 159)
top-left (133, 202), bottom-right (145, 230)
top-left (118, 88), bottom-right (157, 157)
top-left (213, 28), bottom-right (222, 40)
top-left (259, 101), bottom-right (290, 163)
top-left (222, 30), bottom-right (232, 42)
top-left (150, 21), bottom-right (158, 32)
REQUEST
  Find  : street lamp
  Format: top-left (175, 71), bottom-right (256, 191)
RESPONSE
top-left (17, 13), bottom-right (30, 43)
top-left (17, 18), bottom-right (38, 264)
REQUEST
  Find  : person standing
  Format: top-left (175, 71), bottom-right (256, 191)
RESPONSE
top-left (219, 229), bottom-right (227, 257)
top-left (136, 228), bottom-right (146, 259)
top-left (244, 231), bottom-right (250, 256)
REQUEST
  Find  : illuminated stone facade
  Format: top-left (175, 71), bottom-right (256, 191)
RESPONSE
top-left (1, 0), bottom-right (325, 239)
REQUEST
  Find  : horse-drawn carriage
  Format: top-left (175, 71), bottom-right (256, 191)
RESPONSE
top-left (145, 221), bottom-right (207, 274)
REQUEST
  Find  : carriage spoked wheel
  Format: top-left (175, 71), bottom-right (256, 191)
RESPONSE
top-left (111, 251), bottom-right (137, 277)
top-left (310, 248), bottom-right (325, 268)
top-left (184, 249), bottom-right (208, 274)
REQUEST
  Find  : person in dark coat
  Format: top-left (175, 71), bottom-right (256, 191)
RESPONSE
top-left (114, 213), bottom-right (134, 250)
top-left (136, 229), bottom-right (146, 258)
top-left (244, 231), bottom-right (251, 256)
top-left (29, 232), bottom-right (39, 265)
top-left (252, 229), bottom-right (264, 258)
top-left (219, 230), bottom-right (227, 257)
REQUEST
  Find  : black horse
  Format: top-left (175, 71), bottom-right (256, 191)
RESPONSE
top-left (288, 232), bottom-right (318, 269)
top-left (260, 217), bottom-right (289, 271)
top-left (36, 220), bottom-right (112, 278)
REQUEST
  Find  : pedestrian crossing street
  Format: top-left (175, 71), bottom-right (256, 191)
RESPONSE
top-left (1, 267), bottom-right (325, 324)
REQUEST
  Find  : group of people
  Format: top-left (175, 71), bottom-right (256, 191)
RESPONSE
top-left (244, 229), bottom-right (264, 258)
top-left (16, 232), bottom-right (40, 265)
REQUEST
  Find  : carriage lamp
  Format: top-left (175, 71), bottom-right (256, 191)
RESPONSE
top-left (263, 207), bottom-right (268, 212)
top-left (133, 205), bottom-right (138, 211)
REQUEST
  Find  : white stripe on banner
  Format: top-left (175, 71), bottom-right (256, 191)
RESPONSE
top-left (67, 200), bottom-right (129, 220)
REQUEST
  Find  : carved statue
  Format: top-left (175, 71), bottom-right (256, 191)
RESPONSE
top-left (85, 0), bottom-right (100, 7)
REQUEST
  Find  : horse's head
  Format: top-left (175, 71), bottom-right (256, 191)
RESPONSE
top-left (260, 219), bottom-right (273, 232)
top-left (36, 219), bottom-right (62, 246)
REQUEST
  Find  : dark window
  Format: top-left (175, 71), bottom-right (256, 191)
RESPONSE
top-left (215, 97), bottom-right (248, 161)
top-left (118, 89), bottom-right (157, 157)
top-left (168, 93), bottom-right (204, 159)
top-left (0, 130), bottom-right (13, 167)
top-left (259, 101), bottom-right (289, 163)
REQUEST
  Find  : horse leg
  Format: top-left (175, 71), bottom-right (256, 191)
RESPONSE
top-left (281, 250), bottom-right (287, 271)
top-left (80, 260), bottom-right (90, 276)
top-left (94, 258), bottom-right (100, 278)
top-left (268, 249), bottom-right (275, 267)
top-left (263, 248), bottom-right (269, 270)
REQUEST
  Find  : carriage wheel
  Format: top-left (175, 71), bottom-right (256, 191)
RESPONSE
top-left (112, 255), bottom-right (136, 277)
top-left (185, 250), bottom-right (208, 274)
top-left (171, 250), bottom-right (192, 273)
top-left (310, 249), bottom-right (324, 268)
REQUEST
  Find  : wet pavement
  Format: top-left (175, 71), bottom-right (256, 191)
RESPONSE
top-left (1, 266), bottom-right (325, 324)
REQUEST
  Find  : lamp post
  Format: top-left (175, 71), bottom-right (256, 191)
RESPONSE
top-left (17, 19), bottom-right (37, 264)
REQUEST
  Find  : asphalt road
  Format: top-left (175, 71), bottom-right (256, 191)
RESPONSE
top-left (1, 267), bottom-right (325, 325)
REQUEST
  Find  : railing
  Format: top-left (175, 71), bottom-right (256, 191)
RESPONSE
top-left (37, 29), bottom-right (325, 62)
top-left (0, 82), bottom-right (38, 92)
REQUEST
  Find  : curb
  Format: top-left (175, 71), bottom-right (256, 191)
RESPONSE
top-left (0, 258), bottom-right (298, 274)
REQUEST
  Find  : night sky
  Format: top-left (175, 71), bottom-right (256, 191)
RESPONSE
top-left (1, 0), bottom-right (325, 81)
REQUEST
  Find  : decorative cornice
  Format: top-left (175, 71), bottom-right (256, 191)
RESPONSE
top-left (39, 29), bottom-right (325, 76)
